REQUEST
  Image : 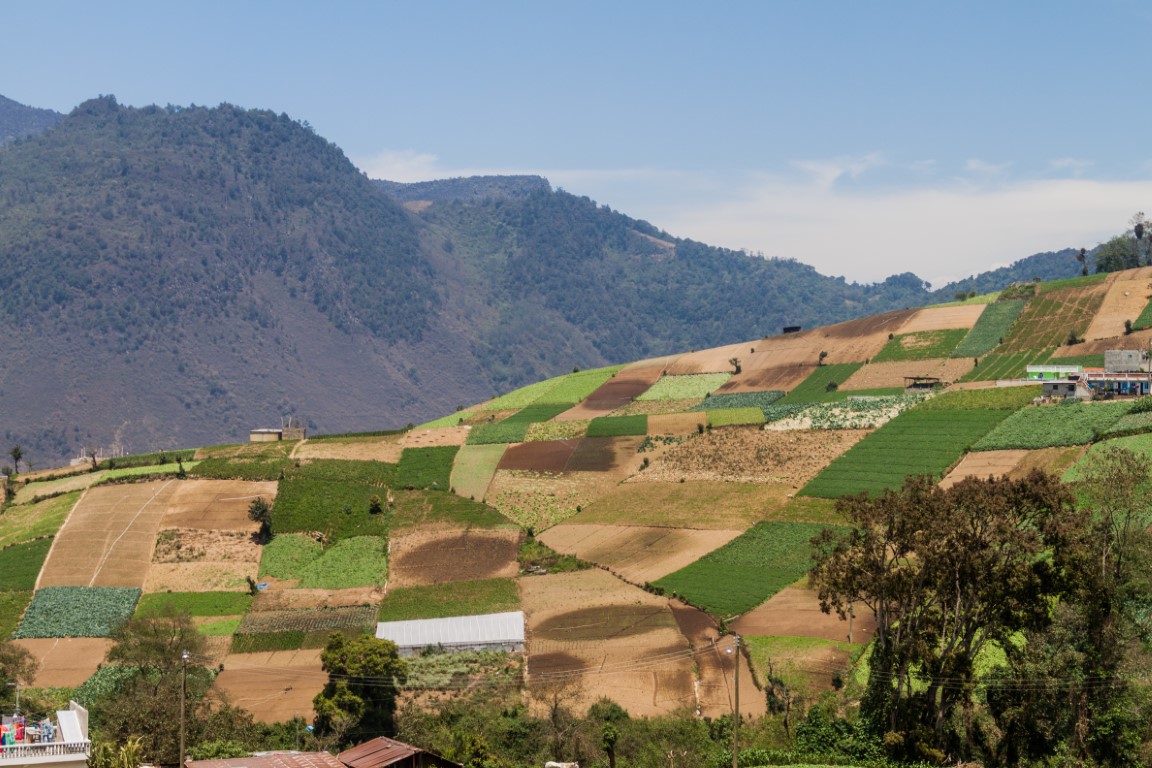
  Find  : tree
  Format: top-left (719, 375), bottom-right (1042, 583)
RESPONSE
top-left (7, 446), bottom-right (21, 476)
top-left (248, 497), bottom-right (272, 542)
top-left (810, 472), bottom-right (1077, 763)
top-left (312, 633), bottom-right (407, 748)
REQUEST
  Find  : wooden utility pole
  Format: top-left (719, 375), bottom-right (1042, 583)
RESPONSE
top-left (732, 634), bottom-right (741, 768)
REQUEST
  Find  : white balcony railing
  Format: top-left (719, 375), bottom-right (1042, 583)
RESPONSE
top-left (0, 741), bottom-right (90, 762)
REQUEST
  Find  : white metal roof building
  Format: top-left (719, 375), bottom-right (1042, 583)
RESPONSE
top-left (375, 611), bottom-right (525, 656)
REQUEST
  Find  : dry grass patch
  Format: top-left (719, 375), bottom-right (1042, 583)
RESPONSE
top-left (251, 587), bottom-right (381, 611)
top-left (400, 427), bottom-right (470, 449)
top-left (572, 481), bottom-right (790, 529)
top-left (485, 470), bottom-right (617, 530)
top-left (161, 479), bottom-right (277, 530)
top-left (389, 528), bottom-right (521, 587)
top-left (1008, 445), bottom-right (1087, 479)
top-left (294, 439), bottom-right (403, 462)
top-left (537, 525), bottom-right (743, 584)
top-left (633, 427), bottom-right (869, 486)
top-left (14, 638), bottom-right (113, 687)
top-left (647, 412), bottom-right (709, 435)
top-left (450, 444), bottom-right (506, 502)
top-left (665, 341), bottom-right (752, 375)
top-left (520, 569), bottom-right (695, 717)
top-left (214, 649), bottom-right (325, 723)
top-left (610, 399), bottom-right (701, 416)
top-left (840, 358), bottom-right (976, 390)
top-left (144, 563), bottom-right (257, 593)
top-left (143, 528), bottom-right (262, 593)
top-left (1050, 327), bottom-right (1152, 357)
top-left (14, 472), bottom-right (105, 505)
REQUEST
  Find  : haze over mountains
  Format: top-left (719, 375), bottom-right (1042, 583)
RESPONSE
top-left (0, 95), bottom-right (1083, 463)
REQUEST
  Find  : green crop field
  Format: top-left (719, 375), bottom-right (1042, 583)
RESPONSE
top-left (297, 536), bottom-right (388, 589)
top-left (377, 578), bottom-right (520, 621)
top-left (1102, 411), bottom-right (1152, 438)
top-left (706, 407), bottom-right (766, 427)
top-left (272, 460), bottom-right (394, 540)
top-left (998, 286), bottom-right (1106, 352)
top-left (396, 446), bottom-right (459, 490)
top-left (915, 385), bottom-right (1041, 411)
top-left (416, 411), bottom-right (474, 430)
top-left (189, 457), bottom-right (288, 481)
top-left (763, 395), bottom-right (924, 430)
top-left (958, 349), bottom-right (1055, 382)
top-left (801, 409), bottom-right (1012, 498)
top-left (973, 401), bottom-right (1133, 451)
top-left (0, 539), bottom-right (53, 591)
top-left (873, 329), bottom-right (968, 362)
top-left (777, 364), bottom-right (864, 405)
top-left (135, 591), bottom-right (252, 617)
top-left (653, 522), bottom-right (837, 618)
top-left (391, 491), bottom-right (511, 530)
top-left (502, 403), bottom-right (572, 425)
top-left (258, 534), bottom-right (322, 579)
top-left (0, 593), bottom-right (31, 639)
top-left (535, 365), bottom-right (625, 403)
top-left (98, 449), bottom-right (197, 470)
top-left (586, 415), bottom-right (648, 436)
top-left (1036, 273), bottom-right (1108, 294)
top-left (1134, 296), bottom-right (1152, 331)
top-left (636, 373), bottom-right (732, 401)
top-left (479, 376), bottom-right (569, 411)
top-left (231, 631), bottom-right (305, 653)
top-left (14, 586), bottom-right (141, 638)
top-left (524, 420), bottom-right (589, 442)
top-left (690, 390), bottom-right (785, 411)
top-left (466, 421), bottom-right (530, 445)
top-left (951, 300), bottom-right (1026, 358)
top-left (0, 491), bottom-right (78, 548)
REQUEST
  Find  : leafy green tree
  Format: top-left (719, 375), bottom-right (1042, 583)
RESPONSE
top-left (811, 471), bottom-right (1077, 763)
top-left (248, 497), bottom-right (272, 542)
top-left (312, 633), bottom-right (407, 748)
top-left (8, 446), bottom-right (21, 475)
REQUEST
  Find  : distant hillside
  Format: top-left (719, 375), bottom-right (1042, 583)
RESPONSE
top-left (936, 248), bottom-right (1081, 297)
top-left (0, 94), bottom-right (63, 145)
top-left (374, 175), bottom-right (550, 202)
top-left (0, 95), bottom-right (1092, 463)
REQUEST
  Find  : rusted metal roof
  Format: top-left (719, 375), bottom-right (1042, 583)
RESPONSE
top-left (338, 738), bottom-right (421, 768)
top-left (188, 752), bottom-right (345, 768)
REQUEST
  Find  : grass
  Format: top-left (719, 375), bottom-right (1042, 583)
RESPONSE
top-left (98, 462), bottom-right (199, 482)
top-left (449, 444), bottom-right (507, 501)
top-left (390, 491), bottom-right (511, 530)
top-left (396, 446), bottom-right (459, 490)
top-left (745, 635), bottom-right (858, 686)
top-left (586, 415), bottom-right (648, 437)
top-left (0, 539), bottom-right (53, 591)
top-left (189, 457), bottom-right (288, 481)
top-left (916, 385), bottom-right (1041, 411)
top-left (198, 617), bottom-right (242, 636)
top-left (519, 535), bottom-right (590, 573)
top-left (537, 366), bottom-right (625, 403)
top-left (0, 592), bottom-right (31, 639)
top-left (502, 403), bottom-right (573, 425)
top-left (1133, 295), bottom-right (1152, 331)
top-left (377, 578), bottom-right (520, 621)
top-left (1102, 411), bottom-right (1152, 438)
top-left (296, 536), bottom-right (388, 589)
top-left (776, 364), bottom-right (865, 405)
top-left (636, 373), bottom-right (733, 401)
top-left (98, 449), bottom-right (196, 470)
top-left (0, 491), bottom-right (79, 548)
top-left (873, 329), bottom-right (968, 362)
top-left (951, 300), bottom-right (1026, 358)
top-left (466, 422), bottom-right (530, 445)
top-left (571, 481), bottom-right (791, 529)
top-left (1063, 434), bottom-right (1152, 482)
top-left (415, 411), bottom-right (474, 430)
top-left (135, 591), bottom-right (253, 617)
top-left (801, 409), bottom-right (1012, 499)
top-left (259, 534), bottom-right (322, 579)
top-left (973, 401), bottom-right (1133, 451)
top-left (653, 522), bottom-right (838, 618)
top-left (1036, 273), bottom-right (1108, 293)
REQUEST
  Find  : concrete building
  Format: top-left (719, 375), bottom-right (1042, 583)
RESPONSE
top-left (0, 702), bottom-right (89, 768)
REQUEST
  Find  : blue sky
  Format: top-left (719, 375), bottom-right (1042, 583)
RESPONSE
top-left (4, 1), bottom-right (1151, 286)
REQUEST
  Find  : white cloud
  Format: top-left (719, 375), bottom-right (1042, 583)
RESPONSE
top-left (354, 149), bottom-right (453, 182)
top-left (964, 158), bottom-right (1011, 177)
top-left (1049, 157), bottom-right (1094, 176)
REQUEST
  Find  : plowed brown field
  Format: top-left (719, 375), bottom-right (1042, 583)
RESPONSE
top-left (897, 304), bottom-right (986, 333)
top-left (731, 586), bottom-right (876, 644)
top-left (1084, 276), bottom-right (1152, 340)
top-left (161, 479), bottom-right (276, 530)
top-left (939, 450), bottom-right (1029, 488)
top-left (840, 358), bottom-right (976, 389)
top-left (294, 439), bottom-right (404, 462)
top-left (669, 602), bottom-right (765, 718)
top-left (39, 481), bottom-right (177, 588)
top-left (389, 528), bottom-right (521, 587)
top-left (537, 525), bottom-right (743, 584)
top-left (15, 638), bottom-right (113, 687)
top-left (498, 440), bottom-right (579, 473)
top-left (214, 649), bottom-right (325, 723)
top-left (400, 427), bottom-right (470, 448)
top-left (665, 342), bottom-right (752, 375)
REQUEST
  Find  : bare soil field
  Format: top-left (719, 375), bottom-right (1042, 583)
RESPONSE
top-left (939, 450), bottom-right (1030, 488)
top-left (538, 525), bottom-right (743, 584)
top-left (400, 427), bottom-right (470, 449)
top-left (214, 649), bottom-right (325, 723)
top-left (565, 436), bottom-right (646, 475)
top-left (648, 412), bottom-right (710, 435)
top-left (294, 439), bottom-right (403, 462)
top-left (572, 481), bottom-right (792, 529)
top-left (555, 365), bottom-right (667, 421)
top-left (715, 364), bottom-right (815, 394)
top-left (143, 528), bottom-right (262, 593)
top-left (161, 479), bottom-right (277, 531)
top-left (389, 529), bottom-right (521, 587)
top-left (14, 638), bottom-right (113, 687)
top-left (498, 440), bottom-right (580, 473)
top-left (1084, 277), bottom-right (1152, 341)
top-left (669, 602), bottom-right (765, 719)
top-left (731, 585), bottom-right (876, 644)
top-left (521, 570), bottom-right (696, 716)
top-left (144, 562), bottom-right (257, 593)
top-left (840, 358), bottom-right (976, 390)
top-left (39, 481), bottom-right (177, 588)
top-left (665, 341), bottom-right (753, 375)
top-left (897, 305), bottom-right (986, 333)
top-left (633, 427), bottom-right (869, 487)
